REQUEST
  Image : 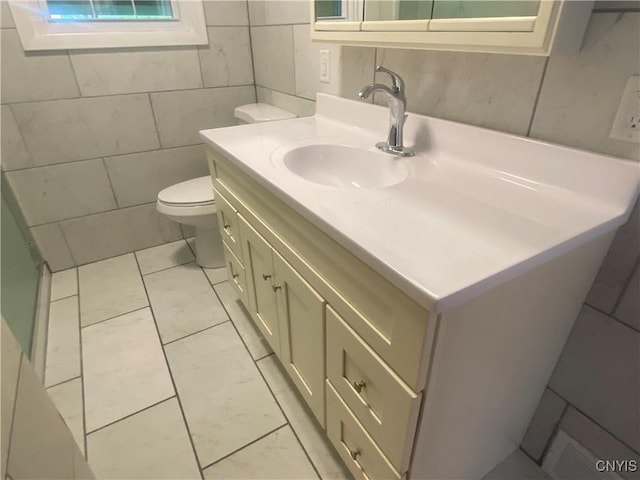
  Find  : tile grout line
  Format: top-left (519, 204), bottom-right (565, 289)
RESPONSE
top-left (610, 257), bottom-right (639, 317)
top-left (582, 299), bottom-right (640, 334)
top-left (208, 283), bottom-right (323, 479)
top-left (85, 395), bottom-right (177, 436)
top-left (76, 267), bottom-right (89, 459)
top-left (162, 321), bottom-right (229, 347)
top-left (45, 374), bottom-right (82, 391)
top-left (525, 55), bottom-right (549, 138)
top-left (199, 423), bottom-right (289, 472)
top-left (132, 253), bottom-right (206, 480)
top-left (80, 305), bottom-right (150, 330)
top-left (102, 157), bottom-right (120, 209)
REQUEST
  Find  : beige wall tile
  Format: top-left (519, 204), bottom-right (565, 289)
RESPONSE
top-left (1, 320), bottom-right (22, 479)
top-left (6, 159), bottom-right (117, 226)
top-left (0, 30), bottom-right (79, 104)
top-left (530, 13), bottom-right (640, 161)
top-left (375, 47), bottom-right (545, 136)
top-left (614, 265), bottom-right (639, 331)
top-left (593, 1), bottom-right (640, 11)
top-left (1, 105), bottom-right (33, 171)
top-left (248, 0), bottom-right (309, 26)
top-left (70, 48), bottom-right (202, 96)
top-left (7, 358), bottom-right (76, 480)
top-left (251, 26), bottom-right (295, 94)
top-left (559, 407), bottom-right (640, 480)
top-left (199, 27), bottom-right (254, 88)
top-left (521, 388), bottom-right (567, 461)
top-left (150, 86), bottom-right (255, 147)
top-left (29, 223), bottom-right (76, 272)
top-left (587, 200), bottom-right (639, 313)
top-left (203, 0), bottom-right (249, 26)
top-left (105, 145), bottom-right (208, 208)
top-left (12, 95), bottom-right (160, 166)
top-left (549, 306), bottom-right (640, 452)
top-left (256, 87), bottom-right (314, 117)
top-left (293, 24), bottom-right (319, 100)
top-left (60, 203), bottom-right (182, 265)
top-left (44, 296), bottom-right (81, 387)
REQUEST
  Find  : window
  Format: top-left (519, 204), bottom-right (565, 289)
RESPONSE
top-left (8, 0), bottom-right (207, 51)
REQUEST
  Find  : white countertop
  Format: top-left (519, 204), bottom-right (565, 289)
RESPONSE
top-left (200, 94), bottom-right (639, 313)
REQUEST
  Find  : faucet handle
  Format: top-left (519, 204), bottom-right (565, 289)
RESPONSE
top-left (376, 65), bottom-right (405, 95)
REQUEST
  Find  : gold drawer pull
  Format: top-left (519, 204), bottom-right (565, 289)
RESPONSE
top-left (232, 273), bottom-right (240, 279)
top-left (224, 223), bottom-right (232, 229)
top-left (272, 284), bottom-right (282, 292)
top-left (262, 273), bottom-right (272, 280)
top-left (353, 380), bottom-right (367, 393)
top-left (350, 449), bottom-right (361, 461)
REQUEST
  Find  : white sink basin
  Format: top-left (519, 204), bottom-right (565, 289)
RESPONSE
top-left (280, 144), bottom-right (410, 189)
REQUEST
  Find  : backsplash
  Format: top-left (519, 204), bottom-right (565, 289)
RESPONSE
top-left (0, 1), bottom-right (255, 269)
top-left (246, 0), bottom-right (639, 473)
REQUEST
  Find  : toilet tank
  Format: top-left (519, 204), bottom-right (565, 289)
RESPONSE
top-left (234, 103), bottom-right (297, 125)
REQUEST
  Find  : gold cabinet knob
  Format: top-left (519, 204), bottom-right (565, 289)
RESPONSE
top-left (232, 273), bottom-right (239, 279)
top-left (353, 380), bottom-right (366, 393)
top-left (272, 284), bottom-right (282, 292)
top-left (262, 273), bottom-right (272, 280)
top-left (223, 223), bottom-right (231, 229)
top-left (350, 449), bottom-right (361, 461)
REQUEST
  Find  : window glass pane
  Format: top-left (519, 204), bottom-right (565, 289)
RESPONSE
top-left (46, 0), bottom-right (174, 20)
top-left (47, 0), bottom-right (94, 20)
top-left (94, 0), bottom-right (134, 19)
top-left (134, 0), bottom-right (173, 18)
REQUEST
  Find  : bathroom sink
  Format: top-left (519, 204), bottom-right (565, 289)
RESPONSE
top-left (280, 144), bottom-right (410, 188)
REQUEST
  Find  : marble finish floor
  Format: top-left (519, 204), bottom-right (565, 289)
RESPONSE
top-left (44, 239), bottom-right (351, 480)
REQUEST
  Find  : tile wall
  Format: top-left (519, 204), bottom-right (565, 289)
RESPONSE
top-left (0, 1), bottom-right (256, 270)
top-left (246, 0), bottom-right (640, 473)
top-left (1, 319), bottom-right (94, 479)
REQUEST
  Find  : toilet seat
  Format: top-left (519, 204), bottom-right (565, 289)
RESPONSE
top-left (157, 176), bottom-right (215, 207)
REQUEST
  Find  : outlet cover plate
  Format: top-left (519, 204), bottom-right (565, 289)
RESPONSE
top-left (320, 49), bottom-right (330, 84)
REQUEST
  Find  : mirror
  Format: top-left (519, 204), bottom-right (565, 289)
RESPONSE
top-left (315, 0), bottom-right (541, 23)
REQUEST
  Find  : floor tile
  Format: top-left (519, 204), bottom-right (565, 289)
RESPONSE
top-left (144, 263), bottom-right (229, 344)
top-left (50, 268), bottom-right (78, 301)
top-left (135, 239), bottom-right (195, 275)
top-left (203, 426), bottom-right (318, 479)
top-left (45, 296), bottom-right (81, 387)
top-left (82, 307), bottom-right (174, 432)
top-left (79, 254), bottom-right (148, 327)
top-left (47, 378), bottom-right (85, 454)
top-left (258, 356), bottom-right (350, 480)
top-left (165, 323), bottom-right (285, 467)
top-left (87, 398), bottom-right (200, 480)
top-left (214, 282), bottom-right (272, 360)
top-left (203, 266), bottom-right (228, 285)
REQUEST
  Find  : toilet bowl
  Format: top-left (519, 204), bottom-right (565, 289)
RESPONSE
top-left (156, 103), bottom-right (296, 268)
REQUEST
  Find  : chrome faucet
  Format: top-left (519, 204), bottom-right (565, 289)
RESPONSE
top-left (358, 66), bottom-right (414, 157)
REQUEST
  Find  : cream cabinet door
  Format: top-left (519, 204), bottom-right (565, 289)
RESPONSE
top-left (274, 250), bottom-right (326, 427)
top-left (238, 215), bottom-right (281, 356)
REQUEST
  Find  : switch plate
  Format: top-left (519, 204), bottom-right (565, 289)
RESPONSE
top-left (610, 75), bottom-right (640, 143)
top-left (320, 49), bottom-right (330, 84)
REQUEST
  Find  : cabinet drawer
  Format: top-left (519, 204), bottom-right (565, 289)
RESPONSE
top-left (327, 307), bottom-right (421, 472)
top-left (222, 241), bottom-right (249, 307)
top-left (216, 191), bottom-right (243, 261)
top-left (326, 382), bottom-right (402, 480)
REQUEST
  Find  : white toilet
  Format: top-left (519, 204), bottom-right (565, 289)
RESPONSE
top-left (156, 103), bottom-right (297, 268)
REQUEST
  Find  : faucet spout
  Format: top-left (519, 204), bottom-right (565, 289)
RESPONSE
top-left (358, 67), bottom-right (414, 157)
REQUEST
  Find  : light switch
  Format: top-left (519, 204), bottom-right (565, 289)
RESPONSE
top-left (610, 75), bottom-right (640, 143)
top-left (320, 49), bottom-right (330, 84)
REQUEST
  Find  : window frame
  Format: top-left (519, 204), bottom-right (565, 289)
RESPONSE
top-left (8, 0), bottom-right (208, 51)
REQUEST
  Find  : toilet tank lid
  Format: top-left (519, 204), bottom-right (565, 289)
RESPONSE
top-left (234, 103), bottom-right (297, 123)
top-left (158, 176), bottom-right (215, 205)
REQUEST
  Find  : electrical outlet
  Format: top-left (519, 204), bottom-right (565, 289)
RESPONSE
top-left (610, 75), bottom-right (640, 143)
top-left (320, 49), bottom-right (330, 84)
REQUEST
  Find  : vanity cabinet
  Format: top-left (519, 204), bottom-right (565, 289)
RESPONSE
top-left (207, 144), bottom-right (613, 479)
